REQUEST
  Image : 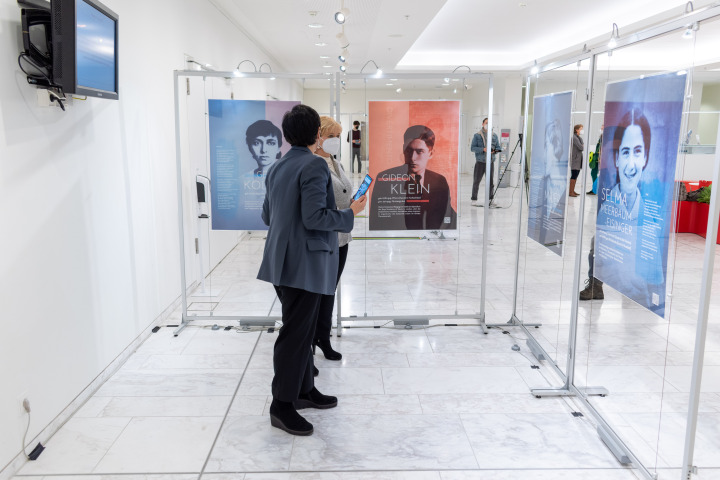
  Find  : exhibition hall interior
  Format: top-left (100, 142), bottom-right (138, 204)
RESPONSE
top-left (3, 0), bottom-right (720, 479)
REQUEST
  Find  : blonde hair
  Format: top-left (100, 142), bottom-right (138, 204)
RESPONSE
top-left (319, 116), bottom-right (342, 137)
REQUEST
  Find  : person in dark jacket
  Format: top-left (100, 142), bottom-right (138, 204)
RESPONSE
top-left (470, 118), bottom-right (501, 207)
top-left (257, 105), bottom-right (367, 436)
top-left (570, 124), bottom-right (584, 197)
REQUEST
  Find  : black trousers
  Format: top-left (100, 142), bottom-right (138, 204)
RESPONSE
top-left (471, 161), bottom-right (494, 200)
top-left (351, 147), bottom-right (361, 173)
top-left (272, 285), bottom-right (322, 401)
top-left (315, 244), bottom-right (349, 341)
top-left (570, 169), bottom-right (581, 180)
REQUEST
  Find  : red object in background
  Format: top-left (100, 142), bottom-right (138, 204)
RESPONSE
top-left (674, 181), bottom-right (719, 244)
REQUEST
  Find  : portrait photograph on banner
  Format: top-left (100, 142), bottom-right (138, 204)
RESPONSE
top-left (527, 91), bottom-right (573, 256)
top-left (594, 71), bottom-right (687, 317)
top-left (208, 99), bottom-right (298, 230)
top-left (368, 100), bottom-right (460, 231)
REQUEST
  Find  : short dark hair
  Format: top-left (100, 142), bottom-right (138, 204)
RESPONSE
top-left (613, 108), bottom-right (651, 176)
top-left (403, 125), bottom-right (435, 152)
top-left (353, 120), bottom-right (360, 127)
top-left (245, 120), bottom-right (282, 149)
top-left (282, 104), bottom-right (321, 147)
top-left (574, 124), bottom-right (583, 133)
top-left (482, 118), bottom-right (488, 124)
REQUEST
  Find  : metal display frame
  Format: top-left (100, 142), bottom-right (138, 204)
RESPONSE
top-left (331, 71), bottom-right (538, 334)
top-left (172, 70), bottom-right (331, 335)
top-left (506, 3), bottom-right (720, 480)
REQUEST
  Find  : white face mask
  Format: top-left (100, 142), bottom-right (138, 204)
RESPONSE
top-left (321, 137), bottom-right (341, 156)
top-left (579, 129), bottom-right (584, 135)
top-left (482, 124), bottom-right (488, 131)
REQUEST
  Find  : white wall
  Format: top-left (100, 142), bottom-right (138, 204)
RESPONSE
top-left (0, 0), bottom-right (281, 473)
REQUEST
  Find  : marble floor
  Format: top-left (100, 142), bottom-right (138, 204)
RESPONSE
top-left (13, 174), bottom-right (720, 480)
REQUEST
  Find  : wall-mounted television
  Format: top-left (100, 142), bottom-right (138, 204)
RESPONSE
top-left (51, 0), bottom-right (118, 99)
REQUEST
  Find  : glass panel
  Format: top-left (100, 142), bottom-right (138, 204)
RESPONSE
top-left (177, 74), bottom-right (327, 323)
top-left (515, 58), bottom-right (590, 378)
top-left (580, 25), bottom-right (701, 478)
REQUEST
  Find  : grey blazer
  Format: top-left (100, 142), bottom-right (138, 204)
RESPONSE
top-left (323, 155), bottom-right (354, 247)
top-left (257, 146), bottom-right (354, 295)
top-left (571, 133), bottom-right (584, 171)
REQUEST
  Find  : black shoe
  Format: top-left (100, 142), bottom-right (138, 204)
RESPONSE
top-left (313, 365), bottom-right (319, 377)
top-left (579, 278), bottom-right (604, 300)
top-left (314, 338), bottom-right (342, 361)
top-left (586, 190), bottom-right (596, 195)
top-left (269, 399), bottom-right (313, 435)
top-left (294, 387), bottom-right (338, 410)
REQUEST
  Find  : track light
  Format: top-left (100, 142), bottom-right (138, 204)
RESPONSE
top-left (334, 7), bottom-right (349, 24)
top-left (338, 55), bottom-right (346, 63)
top-left (360, 60), bottom-right (382, 77)
top-left (608, 23), bottom-right (619, 49)
top-left (683, 22), bottom-right (699, 39)
top-left (340, 80), bottom-right (346, 86)
top-left (339, 65), bottom-right (346, 72)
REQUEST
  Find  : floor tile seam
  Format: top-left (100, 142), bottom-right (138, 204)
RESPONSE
top-left (199, 465), bottom-right (643, 474)
top-left (197, 331), bottom-right (265, 478)
top-left (13, 472), bottom-right (204, 477)
top-left (86, 416), bottom-right (134, 475)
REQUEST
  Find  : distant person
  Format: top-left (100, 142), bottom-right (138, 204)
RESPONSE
top-left (587, 124), bottom-right (603, 195)
top-left (370, 125), bottom-right (456, 230)
top-left (347, 120), bottom-right (362, 173)
top-left (470, 118), bottom-right (501, 207)
top-left (569, 124), bottom-right (584, 197)
top-left (257, 104), bottom-right (367, 436)
top-left (313, 116), bottom-right (356, 361)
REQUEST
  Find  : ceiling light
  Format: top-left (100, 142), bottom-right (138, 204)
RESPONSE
top-left (340, 80), bottom-right (346, 86)
top-left (323, 65), bottom-right (332, 68)
top-left (336, 32), bottom-right (349, 48)
top-left (386, 83), bottom-right (394, 86)
top-left (339, 65), bottom-right (346, 72)
top-left (608, 23), bottom-right (619, 49)
top-left (360, 60), bottom-right (382, 77)
top-left (683, 22), bottom-right (699, 39)
top-left (442, 83), bottom-right (450, 86)
top-left (334, 7), bottom-right (349, 24)
top-left (390, 78), bottom-right (398, 81)
top-left (338, 55), bottom-right (346, 63)
top-left (319, 55), bottom-right (330, 59)
top-left (396, 88), bottom-right (402, 93)
top-left (308, 23), bottom-right (323, 28)
top-left (443, 77), bottom-right (450, 83)
top-left (315, 42), bottom-right (327, 47)
top-left (453, 88), bottom-right (457, 94)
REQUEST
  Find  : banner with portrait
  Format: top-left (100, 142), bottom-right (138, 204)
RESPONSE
top-left (595, 71), bottom-right (687, 317)
top-left (527, 91), bottom-right (573, 256)
top-left (368, 100), bottom-right (460, 231)
top-left (208, 99), bottom-right (298, 230)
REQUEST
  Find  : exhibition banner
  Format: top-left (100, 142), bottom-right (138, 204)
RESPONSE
top-left (527, 91), bottom-right (573, 256)
top-left (208, 99), bottom-right (298, 230)
top-left (595, 71), bottom-right (687, 317)
top-left (368, 100), bottom-right (460, 231)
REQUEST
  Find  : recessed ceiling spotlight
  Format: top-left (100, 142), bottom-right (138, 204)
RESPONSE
top-left (386, 83), bottom-right (394, 86)
top-left (396, 87), bottom-right (402, 93)
top-left (335, 7), bottom-right (350, 24)
top-left (443, 77), bottom-right (450, 82)
top-left (453, 88), bottom-right (457, 94)
top-left (308, 23), bottom-right (323, 28)
top-left (442, 83), bottom-right (450, 86)
top-left (390, 78), bottom-right (398, 81)
top-left (315, 42), bottom-right (327, 46)
top-left (519, 2), bottom-right (527, 6)
top-left (319, 55), bottom-right (330, 59)
top-left (322, 65), bottom-right (333, 68)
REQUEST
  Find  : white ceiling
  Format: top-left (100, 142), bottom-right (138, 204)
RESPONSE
top-left (209, 0), bottom-right (720, 76)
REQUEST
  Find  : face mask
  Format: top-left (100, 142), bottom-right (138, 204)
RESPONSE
top-left (482, 125), bottom-right (488, 131)
top-left (579, 129), bottom-right (584, 135)
top-left (321, 137), bottom-right (341, 156)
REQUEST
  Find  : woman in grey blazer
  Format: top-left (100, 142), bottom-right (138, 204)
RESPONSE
top-left (313, 116), bottom-right (355, 361)
top-left (570, 124), bottom-right (584, 197)
top-left (257, 105), bottom-right (367, 436)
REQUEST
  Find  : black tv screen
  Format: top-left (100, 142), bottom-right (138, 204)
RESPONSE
top-left (52, 0), bottom-right (118, 99)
